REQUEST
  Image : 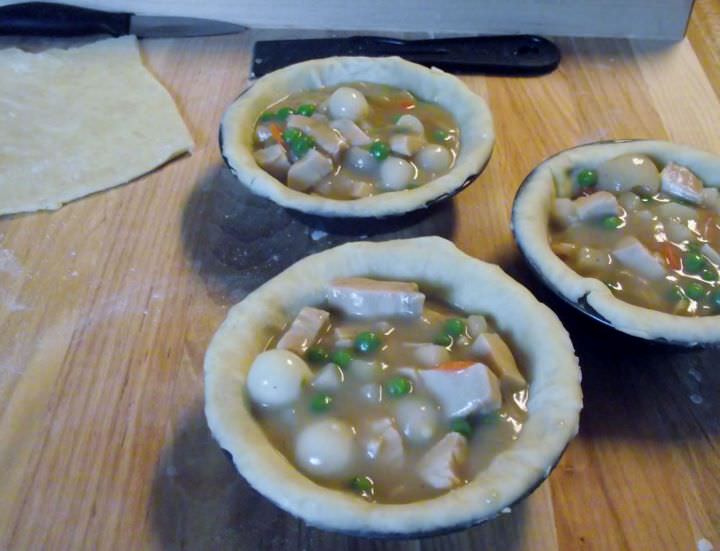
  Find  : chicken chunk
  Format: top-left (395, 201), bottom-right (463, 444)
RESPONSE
top-left (390, 134), bottom-right (424, 157)
top-left (327, 277), bottom-right (426, 318)
top-left (311, 363), bottom-right (344, 391)
top-left (330, 118), bottom-right (372, 146)
top-left (552, 198), bottom-right (578, 228)
top-left (660, 162), bottom-right (705, 205)
top-left (253, 144), bottom-right (290, 180)
top-left (466, 315), bottom-right (488, 338)
top-left (403, 343), bottom-right (450, 368)
top-left (416, 432), bottom-right (467, 490)
top-left (573, 191), bottom-right (621, 221)
top-left (360, 418), bottom-right (405, 469)
top-left (287, 114), bottom-right (348, 159)
top-left (470, 334), bottom-right (527, 391)
top-left (287, 149), bottom-right (333, 192)
top-left (418, 362), bottom-right (502, 417)
top-left (276, 306), bottom-right (330, 355)
top-left (612, 236), bottom-right (666, 280)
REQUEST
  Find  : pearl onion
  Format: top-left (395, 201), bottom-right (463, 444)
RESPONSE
top-left (395, 114), bottom-right (425, 135)
top-left (379, 157), bottom-right (414, 190)
top-left (395, 397), bottom-right (439, 445)
top-left (346, 146), bottom-right (378, 174)
top-left (246, 349), bottom-right (311, 408)
top-left (295, 418), bottom-right (356, 479)
top-left (415, 144), bottom-right (452, 173)
top-left (328, 87), bottom-right (369, 121)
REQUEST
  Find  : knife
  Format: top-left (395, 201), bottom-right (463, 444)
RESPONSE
top-left (252, 35), bottom-right (561, 77)
top-left (0, 2), bottom-right (245, 37)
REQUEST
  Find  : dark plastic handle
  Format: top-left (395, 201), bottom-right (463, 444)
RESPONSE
top-left (0, 2), bottom-right (131, 36)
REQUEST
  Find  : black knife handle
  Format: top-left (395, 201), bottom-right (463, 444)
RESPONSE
top-left (0, 2), bottom-right (131, 36)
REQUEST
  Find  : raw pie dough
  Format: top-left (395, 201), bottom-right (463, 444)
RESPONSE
top-left (512, 140), bottom-right (720, 345)
top-left (0, 36), bottom-right (193, 216)
top-left (205, 237), bottom-right (582, 536)
top-left (221, 56), bottom-right (494, 218)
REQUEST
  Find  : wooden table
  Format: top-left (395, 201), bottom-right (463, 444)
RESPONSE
top-left (2, 3), bottom-right (719, 549)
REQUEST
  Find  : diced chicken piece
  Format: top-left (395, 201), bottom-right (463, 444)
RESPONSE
top-left (663, 219), bottom-right (693, 243)
top-left (253, 144), bottom-right (290, 180)
top-left (551, 198), bottom-right (578, 228)
top-left (573, 191), bottom-right (621, 221)
top-left (466, 314), bottom-right (488, 338)
top-left (597, 154), bottom-right (660, 195)
top-left (311, 363), bottom-right (344, 391)
top-left (551, 242), bottom-right (579, 261)
top-left (702, 243), bottom-right (720, 265)
top-left (702, 187), bottom-right (720, 213)
top-left (576, 246), bottom-right (612, 272)
top-left (361, 418), bottom-right (405, 469)
top-left (330, 118), bottom-right (372, 146)
top-left (416, 432), bottom-right (467, 490)
top-left (403, 343), bottom-right (450, 368)
top-left (656, 201), bottom-right (698, 222)
top-left (660, 162), bottom-right (704, 205)
top-left (287, 114), bottom-right (348, 159)
top-left (396, 114), bottom-right (424, 135)
top-left (390, 134), bottom-right (424, 157)
top-left (327, 277), bottom-right (425, 318)
top-left (255, 124), bottom-right (273, 143)
top-left (470, 334), bottom-right (527, 390)
top-left (612, 236), bottom-right (666, 280)
top-left (419, 362), bottom-right (501, 417)
top-left (276, 306), bottom-right (330, 355)
top-left (287, 149), bottom-right (333, 192)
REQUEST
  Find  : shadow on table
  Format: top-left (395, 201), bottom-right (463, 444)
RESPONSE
top-left (149, 404), bottom-right (531, 551)
top-left (180, 163), bottom-right (457, 306)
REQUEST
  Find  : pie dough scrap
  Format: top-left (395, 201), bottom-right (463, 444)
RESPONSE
top-left (0, 36), bottom-right (193, 216)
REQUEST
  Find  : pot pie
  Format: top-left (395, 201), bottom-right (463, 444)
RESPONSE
top-left (205, 237), bottom-right (581, 535)
top-left (513, 140), bottom-right (720, 344)
top-left (220, 57), bottom-right (494, 218)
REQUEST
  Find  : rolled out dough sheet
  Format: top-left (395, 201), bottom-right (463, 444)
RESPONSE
top-left (0, 36), bottom-right (194, 216)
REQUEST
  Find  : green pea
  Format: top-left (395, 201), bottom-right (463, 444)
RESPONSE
top-left (683, 252), bottom-right (707, 274)
top-left (686, 241), bottom-right (703, 253)
top-left (310, 393), bottom-right (333, 413)
top-left (443, 318), bottom-right (466, 337)
top-left (433, 333), bottom-right (452, 347)
top-left (330, 349), bottom-right (353, 369)
top-left (282, 127), bottom-right (302, 144)
top-left (432, 129), bottom-right (449, 142)
top-left (350, 475), bottom-right (374, 494)
top-left (276, 106), bottom-right (295, 120)
top-left (306, 346), bottom-right (329, 363)
top-left (576, 169), bottom-right (597, 188)
top-left (450, 418), bottom-right (473, 438)
top-left (369, 141), bottom-right (390, 161)
top-left (354, 331), bottom-right (381, 354)
top-left (601, 216), bottom-right (623, 230)
top-left (296, 103), bottom-right (316, 117)
top-left (385, 376), bottom-right (413, 398)
top-left (685, 281), bottom-right (707, 301)
top-left (701, 267), bottom-right (719, 282)
top-left (291, 134), bottom-right (315, 157)
top-left (479, 411), bottom-right (502, 424)
top-left (666, 285), bottom-right (685, 303)
top-left (259, 111), bottom-right (275, 122)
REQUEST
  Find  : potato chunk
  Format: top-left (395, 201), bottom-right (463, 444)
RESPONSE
top-left (470, 333), bottom-right (527, 390)
top-left (416, 432), bottom-right (467, 490)
top-left (287, 149), bottom-right (333, 191)
top-left (418, 362), bottom-right (502, 417)
top-left (276, 306), bottom-right (330, 355)
top-left (253, 143), bottom-right (290, 180)
top-left (612, 236), bottom-right (666, 280)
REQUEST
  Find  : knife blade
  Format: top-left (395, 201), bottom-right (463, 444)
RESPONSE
top-left (252, 35), bottom-right (561, 77)
top-left (0, 2), bottom-right (245, 37)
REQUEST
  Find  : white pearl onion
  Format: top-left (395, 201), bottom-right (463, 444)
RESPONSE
top-left (395, 397), bottom-right (439, 445)
top-left (328, 87), bottom-right (369, 122)
top-left (415, 144), bottom-right (452, 173)
top-left (246, 349), bottom-right (311, 408)
top-left (346, 146), bottom-right (378, 174)
top-left (295, 418), bottom-right (356, 479)
top-left (379, 157), bottom-right (414, 190)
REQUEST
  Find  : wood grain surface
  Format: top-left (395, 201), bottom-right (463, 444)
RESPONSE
top-left (1, 3), bottom-right (719, 550)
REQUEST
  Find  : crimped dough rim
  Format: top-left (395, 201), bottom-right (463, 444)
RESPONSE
top-left (512, 140), bottom-right (720, 345)
top-left (220, 56), bottom-right (494, 218)
top-left (204, 237), bottom-right (582, 535)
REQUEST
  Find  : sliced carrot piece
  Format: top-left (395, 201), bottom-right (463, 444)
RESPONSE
top-left (662, 241), bottom-right (681, 271)
top-left (268, 122), bottom-right (286, 149)
top-left (399, 99), bottom-right (415, 109)
top-left (438, 360), bottom-right (476, 372)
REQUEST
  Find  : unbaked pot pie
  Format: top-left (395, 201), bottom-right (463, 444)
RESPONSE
top-left (204, 237), bottom-right (581, 536)
top-left (220, 57), bottom-right (494, 218)
top-left (512, 140), bottom-right (720, 345)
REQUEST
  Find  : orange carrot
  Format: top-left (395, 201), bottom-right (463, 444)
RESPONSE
top-left (438, 360), bottom-right (476, 372)
top-left (268, 122), bottom-right (285, 148)
top-left (399, 99), bottom-right (415, 109)
top-left (662, 242), bottom-right (681, 270)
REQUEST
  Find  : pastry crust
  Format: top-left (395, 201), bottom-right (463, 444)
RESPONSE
top-left (204, 237), bottom-right (581, 535)
top-left (512, 140), bottom-right (720, 345)
top-left (220, 56), bottom-right (494, 218)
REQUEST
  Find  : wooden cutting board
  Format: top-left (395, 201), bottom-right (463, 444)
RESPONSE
top-left (0, 1), bottom-right (719, 549)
